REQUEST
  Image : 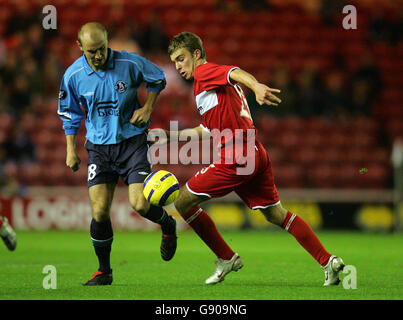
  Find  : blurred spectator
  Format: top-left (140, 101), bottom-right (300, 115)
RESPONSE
top-left (8, 74), bottom-right (32, 117)
top-left (2, 124), bottom-right (36, 165)
top-left (240, 0), bottom-right (269, 11)
top-left (67, 44), bottom-right (83, 67)
top-left (321, 70), bottom-right (349, 119)
top-left (0, 175), bottom-right (27, 197)
top-left (216, 0), bottom-right (242, 13)
top-left (367, 10), bottom-right (403, 45)
top-left (319, 0), bottom-right (346, 26)
top-left (351, 54), bottom-right (382, 94)
top-left (269, 65), bottom-right (297, 117)
top-left (129, 21), bottom-right (144, 52)
top-left (140, 13), bottom-right (169, 55)
top-left (349, 79), bottom-right (372, 117)
top-left (247, 64), bottom-right (298, 118)
top-left (6, 1), bottom-right (37, 35)
top-left (0, 38), bottom-right (6, 67)
top-left (0, 50), bottom-right (18, 91)
top-left (348, 53), bottom-right (382, 116)
top-left (109, 24), bottom-right (143, 54)
top-left (25, 24), bottom-right (46, 66)
top-left (390, 11), bottom-right (403, 45)
top-left (0, 78), bottom-right (8, 110)
top-left (22, 57), bottom-right (44, 94)
top-left (42, 52), bottom-right (64, 95)
top-left (0, 130), bottom-right (27, 196)
top-left (293, 64), bottom-right (323, 118)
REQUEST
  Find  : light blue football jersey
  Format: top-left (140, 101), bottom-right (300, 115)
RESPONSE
top-left (58, 49), bottom-right (166, 144)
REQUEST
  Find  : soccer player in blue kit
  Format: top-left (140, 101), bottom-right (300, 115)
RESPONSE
top-left (58, 22), bottom-right (177, 286)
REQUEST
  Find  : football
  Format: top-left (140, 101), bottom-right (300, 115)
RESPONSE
top-left (143, 170), bottom-right (180, 206)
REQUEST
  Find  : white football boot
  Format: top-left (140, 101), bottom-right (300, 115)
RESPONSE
top-left (0, 216), bottom-right (17, 251)
top-left (322, 255), bottom-right (345, 286)
top-left (205, 253), bottom-right (243, 285)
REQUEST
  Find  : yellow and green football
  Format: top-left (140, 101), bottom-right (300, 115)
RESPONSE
top-left (143, 170), bottom-right (180, 206)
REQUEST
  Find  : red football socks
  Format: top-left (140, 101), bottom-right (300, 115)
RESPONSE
top-left (282, 211), bottom-right (331, 267)
top-left (181, 207), bottom-right (331, 266)
top-left (182, 206), bottom-right (235, 260)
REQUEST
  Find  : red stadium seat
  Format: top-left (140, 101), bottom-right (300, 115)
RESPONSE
top-left (344, 148), bottom-right (369, 165)
top-left (370, 149), bottom-right (390, 165)
top-left (279, 117), bottom-right (305, 132)
top-left (350, 133), bottom-right (377, 149)
top-left (308, 165), bottom-right (338, 189)
top-left (293, 147), bottom-right (319, 167)
top-left (17, 163), bottom-right (42, 186)
top-left (267, 146), bottom-right (285, 165)
top-left (40, 114), bottom-right (62, 132)
top-left (32, 131), bottom-right (56, 149)
top-left (326, 132), bottom-right (351, 148)
top-left (70, 167), bottom-right (88, 186)
top-left (354, 118), bottom-right (379, 134)
top-left (274, 164), bottom-right (305, 189)
top-left (319, 148), bottom-right (344, 165)
top-left (332, 165), bottom-right (361, 189)
top-left (386, 120), bottom-right (403, 143)
top-left (305, 117), bottom-right (332, 133)
top-left (276, 131), bottom-right (300, 150)
top-left (356, 164), bottom-right (390, 189)
top-left (302, 132), bottom-right (326, 148)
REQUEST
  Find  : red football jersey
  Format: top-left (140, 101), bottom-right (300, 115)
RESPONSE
top-left (193, 62), bottom-right (257, 164)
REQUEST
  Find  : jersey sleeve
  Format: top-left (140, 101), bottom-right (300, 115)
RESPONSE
top-left (195, 63), bottom-right (239, 91)
top-left (130, 53), bottom-right (166, 93)
top-left (57, 73), bottom-right (84, 136)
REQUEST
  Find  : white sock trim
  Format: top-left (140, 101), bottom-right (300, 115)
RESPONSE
top-left (185, 208), bottom-right (203, 224)
top-left (285, 213), bottom-right (297, 232)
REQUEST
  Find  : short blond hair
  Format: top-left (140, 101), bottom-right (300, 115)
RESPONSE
top-left (168, 32), bottom-right (206, 58)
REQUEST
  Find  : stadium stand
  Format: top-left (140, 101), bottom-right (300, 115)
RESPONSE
top-left (0, 0), bottom-right (401, 191)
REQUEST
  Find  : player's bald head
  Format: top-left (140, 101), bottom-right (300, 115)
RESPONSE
top-left (77, 22), bottom-right (109, 71)
top-left (78, 22), bottom-right (108, 46)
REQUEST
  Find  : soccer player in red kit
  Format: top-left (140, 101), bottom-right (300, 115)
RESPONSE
top-left (163, 32), bottom-right (344, 286)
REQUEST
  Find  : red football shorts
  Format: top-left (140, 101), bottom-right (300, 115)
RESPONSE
top-left (186, 140), bottom-right (280, 209)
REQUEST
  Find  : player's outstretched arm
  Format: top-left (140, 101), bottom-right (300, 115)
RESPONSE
top-left (66, 134), bottom-right (81, 172)
top-left (178, 126), bottom-right (208, 141)
top-left (148, 125), bottom-right (209, 146)
top-left (229, 68), bottom-right (281, 106)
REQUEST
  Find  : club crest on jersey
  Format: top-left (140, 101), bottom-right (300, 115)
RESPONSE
top-left (59, 90), bottom-right (66, 100)
top-left (114, 80), bottom-right (127, 93)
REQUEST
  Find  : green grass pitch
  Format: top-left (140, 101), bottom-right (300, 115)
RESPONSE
top-left (0, 230), bottom-right (402, 300)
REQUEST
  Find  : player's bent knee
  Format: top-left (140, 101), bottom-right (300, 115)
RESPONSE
top-left (174, 187), bottom-right (206, 216)
top-left (90, 199), bottom-right (112, 222)
top-left (128, 183), bottom-right (150, 216)
top-left (92, 207), bottom-right (111, 222)
top-left (261, 203), bottom-right (288, 226)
